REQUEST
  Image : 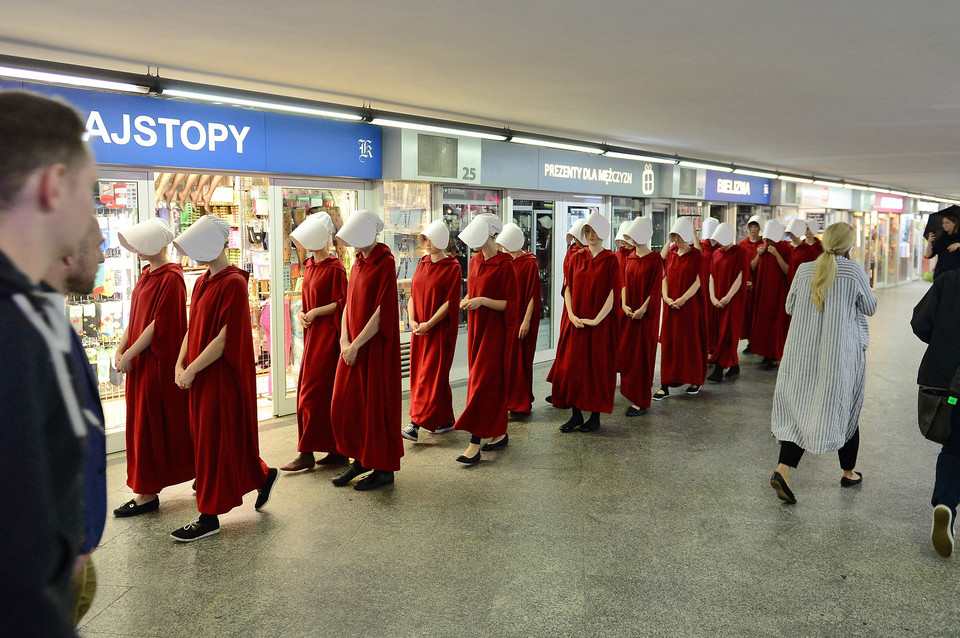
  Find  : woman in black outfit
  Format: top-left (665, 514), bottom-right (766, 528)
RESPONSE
top-left (924, 211), bottom-right (960, 279)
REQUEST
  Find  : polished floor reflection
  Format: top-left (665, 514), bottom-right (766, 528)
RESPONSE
top-left (79, 282), bottom-right (955, 638)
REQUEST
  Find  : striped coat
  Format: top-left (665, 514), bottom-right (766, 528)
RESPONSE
top-left (771, 256), bottom-right (878, 454)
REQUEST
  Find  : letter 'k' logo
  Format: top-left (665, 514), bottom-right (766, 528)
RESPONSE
top-left (358, 139), bottom-right (373, 163)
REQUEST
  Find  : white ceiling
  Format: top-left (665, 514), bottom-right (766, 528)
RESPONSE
top-left (3, 0), bottom-right (960, 196)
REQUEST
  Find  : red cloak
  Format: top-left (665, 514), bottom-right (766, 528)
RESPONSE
top-left (618, 251), bottom-right (663, 409)
top-left (409, 254), bottom-right (461, 431)
top-left (659, 247), bottom-right (707, 386)
top-left (547, 244), bottom-right (582, 384)
top-left (454, 251), bottom-right (519, 438)
top-left (788, 238), bottom-right (824, 281)
top-left (699, 240), bottom-right (718, 351)
top-left (331, 243), bottom-right (403, 471)
top-left (296, 255), bottom-right (347, 453)
top-left (737, 237), bottom-right (764, 340)
top-left (550, 248), bottom-right (621, 414)
top-left (186, 265), bottom-right (269, 516)
top-left (614, 245), bottom-right (634, 361)
top-left (506, 251), bottom-right (542, 413)
top-left (750, 241), bottom-right (794, 360)
top-left (708, 246), bottom-right (749, 369)
top-left (124, 262), bottom-right (193, 494)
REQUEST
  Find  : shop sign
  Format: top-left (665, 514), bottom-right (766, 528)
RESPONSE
top-left (873, 193), bottom-right (904, 213)
top-left (480, 141), bottom-right (659, 197)
top-left (1, 81), bottom-right (381, 179)
top-left (919, 200), bottom-right (941, 213)
top-left (799, 184), bottom-right (853, 210)
top-left (705, 170), bottom-right (770, 204)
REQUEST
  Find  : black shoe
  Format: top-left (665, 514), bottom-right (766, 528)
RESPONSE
top-left (770, 472), bottom-right (797, 504)
top-left (545, 395), bottom-right (553, 403)
top-left (315, 452), bottom-right (349, 466)
top-left (725, 365), bottom-right (740, 378)
top-left (434, 423), bottom-right (455, 434)
top-left (401, 423), bottom-right (419, 442)
top-left (113, 497), bottom-right (159, 518)
top-left (653, 387), bottom-right (669, 401)
top-left (761, 357), bottom-right (772, 365)
top-left (707, 365), bottom-right (724, 383)
top-left (255, 468), bottom-right (279, 510)
top-left (626, 406), bottom-right (647, 417)
top-left (170, 517), bottom-right (220, 542)
top-left (743, 344), bottom-right (752, 354)
top-left (456, 451), bottom-right (481, 464)
top-left (191, 480), bottom-right (196, 491)
top-left (579, 416), bottom-right (601, 432)
top-left (685, 385), bottom-right (701, 395)
top-left (332, 461), bottom-right (370, 486)
top-left (763, 360), bottom-right (779, 371)
top-left (840, 471), bottom-right (863, 487)
top-left (559, 416), bottom-right (583, 432)
top-left (932, 505), bottom-right (955, 557)
top-left (481, 434), bottom-right (509, 451)
top-left (354, 470), bottom-right (395, 491)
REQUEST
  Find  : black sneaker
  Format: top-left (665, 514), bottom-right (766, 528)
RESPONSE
top-left (113, 497), bottom-right (159, 518)
top-left (171, 518), bottom-right (220, 542)
top-left (255, 468), bottom-right (279, 510)
top-left (332, 461), bottom-right (370, 486)
top-left (626, 406), bottom-right (647, 417)
top-left (707, 366), bottom-right (724, 383)
top-left (401, 424), bottom-right (419, 442)
top-left (434, 423), bottom-right (455, 434)
top-left (685, 385), bottom-right (701, 395)
top-left (354, 470), bottom-right (395, 491)
top-left (652, 387), bottom-right (669, 401)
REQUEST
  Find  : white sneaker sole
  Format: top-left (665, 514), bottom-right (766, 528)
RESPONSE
top-left (932, 505), bottom-right (954, 557)
top-left (400, 431), bottom-right (418, 442)
top-left (171, 527), bottom-right (220, 543)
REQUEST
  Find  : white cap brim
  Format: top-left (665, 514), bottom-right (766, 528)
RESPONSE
top-left (762, 220), bottom-right (785, 242)
top-left (496, 223), bottom-right (525, 252)
top-left (566, 219), bottom-right (587, 243)
top-left (173, 215), bottom-right (230, 262)
top-left (290, 213), bottom-right (333, 251)
top-left (421, 219), bottom-right (450, 249)
top-left (624, 217), bottom-right (653, 246)
top-left (336, 210), bottom-right (381, 248)
top-left (747, 215), bottom-right (763, 227)
top-left (786, 219), bottom-right (807, 238)
top-left (669, 217), bottom-right (695, 243)
top-left (584, 211), bottom-right (611, 240)
top-left (459, 216), bottom-right (490, 249)
top-left (711, 222), bottom-right (736, 247)
top-left (701, 218), bottom-right (719, 241)
top-left (118, 218), bottom-right (174, 256)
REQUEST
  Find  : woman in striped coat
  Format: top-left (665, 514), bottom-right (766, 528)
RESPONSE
top-left (769, 222), bottom-right (878, 504)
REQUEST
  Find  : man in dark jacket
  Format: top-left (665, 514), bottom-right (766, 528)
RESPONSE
top-left (911, 268), bottom-right (960, 557)
top-left (0, 90), bottom-right (98, 637)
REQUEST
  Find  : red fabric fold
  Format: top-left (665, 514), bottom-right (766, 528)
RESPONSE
top-left (708, 246), bottom-right (749, 369)
top-left (750, 241), bottom-right (794, 360)
top-left (738, 237), bottom-right (764, 340)
top-left (506, 251), bottom-right (542, 413)
top-left (659, 247), bottom-right (707, 386)
top-left (618, 251), bottom-right (663, 409)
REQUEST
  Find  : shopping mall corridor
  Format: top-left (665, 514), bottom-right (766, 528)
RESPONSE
top-left (79, 281), bottom-right (954, 638)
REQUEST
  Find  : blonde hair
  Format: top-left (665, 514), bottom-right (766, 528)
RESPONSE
top-left (810, 222), bottom-right (856, 311)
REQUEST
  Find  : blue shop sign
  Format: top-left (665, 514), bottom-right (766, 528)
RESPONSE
top-left (705, 170), bottom-right (770, 204)
top-left (0, 81), bottom-right (381, 179)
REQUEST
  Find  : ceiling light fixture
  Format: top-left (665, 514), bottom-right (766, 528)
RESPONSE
top-left (889, 190), bottom-right (909, 197)
top-left (678, 160), bottom-right (733, 172)
top-left (162, 88), bottom-right (363, 121)
top-left (778, 175), bottom-right (814, 184)
top-left (0, 65), bottom-right (151, 94)
top-left (510, 136), bottom-right (604, 154)
top-left (370, 117), bottom-right (507, 140)
top-left (843, 183), bottom-right (870, 191)
top-left (813, 179), bottom-right (845, 188)
top-left (603, 151), bottom-right (677, 164)
top-left (733, 168), bottom-right (779, 179)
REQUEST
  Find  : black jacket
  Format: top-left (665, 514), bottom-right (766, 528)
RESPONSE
top-left (0, 249), bottom-right (86, 638)
top-left (911, 269), bottom-right (960, 388)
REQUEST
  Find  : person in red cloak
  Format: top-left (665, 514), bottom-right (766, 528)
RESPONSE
top-left (403, 219), bottom-right (461, 442)
top-left (750, 220), bottom-right (794, 370)
top-left (788, 218), bottom-right (825, 280)
top-left (698, 217), bottom-right (720, 353)
top-left (617, 217), bottom-right (662, 416)
top-left (170, 215), bottom-right (278, 542)
top-left (706, 222), bottom-right (748, 382)
top-left (738, 215), bottom-right (764, 353)
top-left (452, 213), bottom-right (518, 463)
top-left (328, 210), bottom-right (403, 490)
top-left (112, 219), bottom-right (193, 518)
top-left (280, 212), bottom-right (349, 472)
top-left (613, 222), bottom-right (636, 349)
top-left (552, 211), bottom-right (620, 433)
top-left (655, 217), bottom-right (707, 400)
top-left (545, 218), bottom-right (587, 402)
top-left (497, 222), bottom-right (541, 415)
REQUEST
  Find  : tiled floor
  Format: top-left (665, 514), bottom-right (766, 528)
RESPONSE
top-left (79, 281), bottom-right (957, 637)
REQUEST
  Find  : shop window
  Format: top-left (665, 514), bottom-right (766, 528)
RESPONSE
top-left (512, 199), bottom-right (554, 351)
top-left (612, 197), bottom-right (642, 241)
top-left (383, 181), bottom-right (430, 336)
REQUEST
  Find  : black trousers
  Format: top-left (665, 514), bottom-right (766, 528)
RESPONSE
top-left (778, 428), bottom-right (860, 471)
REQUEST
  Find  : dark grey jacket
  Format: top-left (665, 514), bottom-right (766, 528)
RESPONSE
top-left (911, 269), bottom-right (960, 388)
top-left (0, 249), bottom-right (86, 638)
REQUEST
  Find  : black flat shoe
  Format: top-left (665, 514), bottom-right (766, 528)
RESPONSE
top-left (743, 344), bottom-right (752, 354)
top-left (113, 497), bottom-right (160, 518)
top-left (481, 434), bottom-right (509, 451)
top-left (331, 461), bottom-right (370, 486)
top-left (626, 406), bottom-right (647, 417)
top-left (725, 365), bottom-right (740, 378)
top-left (315, 453), bottom-right (349, 466)
top-left (707, 366), bottom-right (724, 383)
top-left (255, 468), bottom-right (279, 510)
top-left (652, 389), bottom-right (669, 401)
top-left (840, 471), bottom-right (863, 487)
top-left (579, 419), bottom-right (601, 433)
top-left (545, 395), bottom-right (553, 403)
top-left (685, 385), bottom-right (701, 395)
top-left (354, 470), bottom-right (395, 491)
top-left (763, 361), bottom-right (779, 371)
top-left (770, 472), bottom-right (797, 504)
top-left (456, 451), bottom-right (481, 464)
top-left (559, 418), bottom-right (583, 432)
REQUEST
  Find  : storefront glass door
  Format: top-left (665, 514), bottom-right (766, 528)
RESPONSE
top-left (511, 198), bottom-right (556, 352)
top-left (270, 180), bottom-right (365, 417)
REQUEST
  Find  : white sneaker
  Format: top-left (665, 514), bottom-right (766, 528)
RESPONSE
top-left (932, 504), bottom-right (954, 557)
top-left (401, 424), bottom-right (419, 442)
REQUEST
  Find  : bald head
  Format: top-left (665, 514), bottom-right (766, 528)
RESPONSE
top-left (44, 216), bottom-right (104, 295)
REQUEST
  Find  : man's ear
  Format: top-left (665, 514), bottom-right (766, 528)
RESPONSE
top-left (36, 163), bottom-right (69, 213)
